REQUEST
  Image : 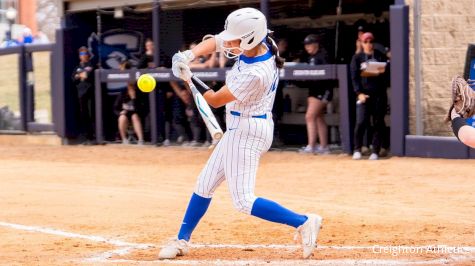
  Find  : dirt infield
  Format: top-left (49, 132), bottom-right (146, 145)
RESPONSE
top-left (0, 144), bottom-right (474, 265)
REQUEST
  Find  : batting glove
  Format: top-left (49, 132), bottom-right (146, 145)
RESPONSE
top-left (172, 50), bottom-right (195, 80)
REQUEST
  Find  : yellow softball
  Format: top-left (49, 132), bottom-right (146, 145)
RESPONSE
top-left (137, 74), bottom-right (156, 93)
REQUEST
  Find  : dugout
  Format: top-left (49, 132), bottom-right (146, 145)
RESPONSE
top-left (56, 0), bottom-right (410, 156)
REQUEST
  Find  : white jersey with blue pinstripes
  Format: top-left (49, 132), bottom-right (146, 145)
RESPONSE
top-left (192, 45), bottom-right (279, 215)
top-left (225, 47), bottom-right (278, 116)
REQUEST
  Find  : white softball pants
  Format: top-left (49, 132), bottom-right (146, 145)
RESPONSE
top-left (194, 112), bottom-right (273, 214)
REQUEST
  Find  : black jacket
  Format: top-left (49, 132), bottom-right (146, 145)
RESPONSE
top-left (138, 54), bottom-right (155, 69)
top-left (350, 50), bottom-right (389, 96)
top-left (298, 50), bottom-right (332, 89)
top-left (72, 61), bottom-right (95, 98)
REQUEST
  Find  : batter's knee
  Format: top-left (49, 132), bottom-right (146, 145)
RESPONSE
top-left (232, 195), bottom-right (257, 214)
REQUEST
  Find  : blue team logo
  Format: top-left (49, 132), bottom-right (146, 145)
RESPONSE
top-left (87, 29), bottom-right (144, 92)
top-left (87, 29), bottom-right (145, 70)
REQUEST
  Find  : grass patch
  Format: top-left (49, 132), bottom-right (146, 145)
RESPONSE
top-left (0, 52), bottom-right (51, 122)
top-left (0, 54), bottom-right (20, 113)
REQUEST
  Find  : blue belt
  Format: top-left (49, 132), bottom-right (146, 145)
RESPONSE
top-left (230, 111), bottom-right (267, 119)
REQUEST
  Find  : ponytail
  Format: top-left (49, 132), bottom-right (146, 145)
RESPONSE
top-left (265, 34), bottom-right (285, 69)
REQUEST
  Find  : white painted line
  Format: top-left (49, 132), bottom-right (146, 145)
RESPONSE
top-left (0, 221), bottom-right (151, 249)
top-left (189, 243), bottom-right (475, 252)
top-left (98, 258), bottom-right (453, 265)
top-left (1, 221), bottom-right (474, 264)
top-left (85, 247), bottom-right (135, 262)
top-left (0, 221), bottom-right (152, 260)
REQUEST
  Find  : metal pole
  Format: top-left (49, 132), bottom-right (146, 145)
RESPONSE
top-left (94, 69), bottom-right (103, 143)
top-left (150, 0), bottom-right (161, 144)
top-left (389, 4), bottom-right (409, 156)
top-left (152, 0), bottom-right (160, 67)
top-left (18, 46), bottom-right (27, 131)
top-left (96, 10), bottom-right (102, 69)
top-left (337, 65), bottom-right (353, 154)
top-left (25, 52), bottom-right (35, 123)
top-left (334, 0), bottom-right (342, 60)
top-left (7, 20), bottom-right (12, 42)
top-left (414, 0), bottom-right (423, 135)
top-left (260, 0), bottom-right (269, 23)
top-left (53, 28), bottom-right (66, 138)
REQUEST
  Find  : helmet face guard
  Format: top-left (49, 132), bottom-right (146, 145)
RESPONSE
top-left (222, 45), bottom-right (244, 59)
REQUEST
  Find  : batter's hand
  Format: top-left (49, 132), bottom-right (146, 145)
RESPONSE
top-left (172, 50), bottom-right (195, 81)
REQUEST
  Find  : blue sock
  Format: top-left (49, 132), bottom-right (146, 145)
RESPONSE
top-left (177, 193), bottom-right (212, 241)
top-left (250, 197), bottom-right (307, 228)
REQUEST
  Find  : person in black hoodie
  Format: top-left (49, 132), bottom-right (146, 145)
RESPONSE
top-left (350, 32), bottom-right (389, 160)
top-left (72, 46), bottom-right (95, 144)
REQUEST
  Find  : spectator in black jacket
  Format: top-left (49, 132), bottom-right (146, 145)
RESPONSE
top-left (72, 46), bottom-right (95, 144)
top-left (350, 32), bottom-right (389, 160)
top-left (138, 39), bottom-right (156, 69)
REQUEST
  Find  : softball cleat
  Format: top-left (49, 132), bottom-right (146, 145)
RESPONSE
top-left (158, 238), bottom-right (189, 259)
top-left (295, 214), bottom-right (323, 259)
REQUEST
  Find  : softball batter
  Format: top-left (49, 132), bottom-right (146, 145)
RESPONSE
top-left (159, 7), bottom-right (323, 259)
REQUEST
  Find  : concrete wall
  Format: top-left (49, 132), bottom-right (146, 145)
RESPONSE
top-left (406, 0), bottom-right (475, 135)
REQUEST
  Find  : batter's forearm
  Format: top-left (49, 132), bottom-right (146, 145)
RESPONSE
top-left (203, 90), bottom-right (227, 108)
top-left (191, 38), bottom-right (217, 58)
top-left (203, 86), bottom-right (236, 108)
